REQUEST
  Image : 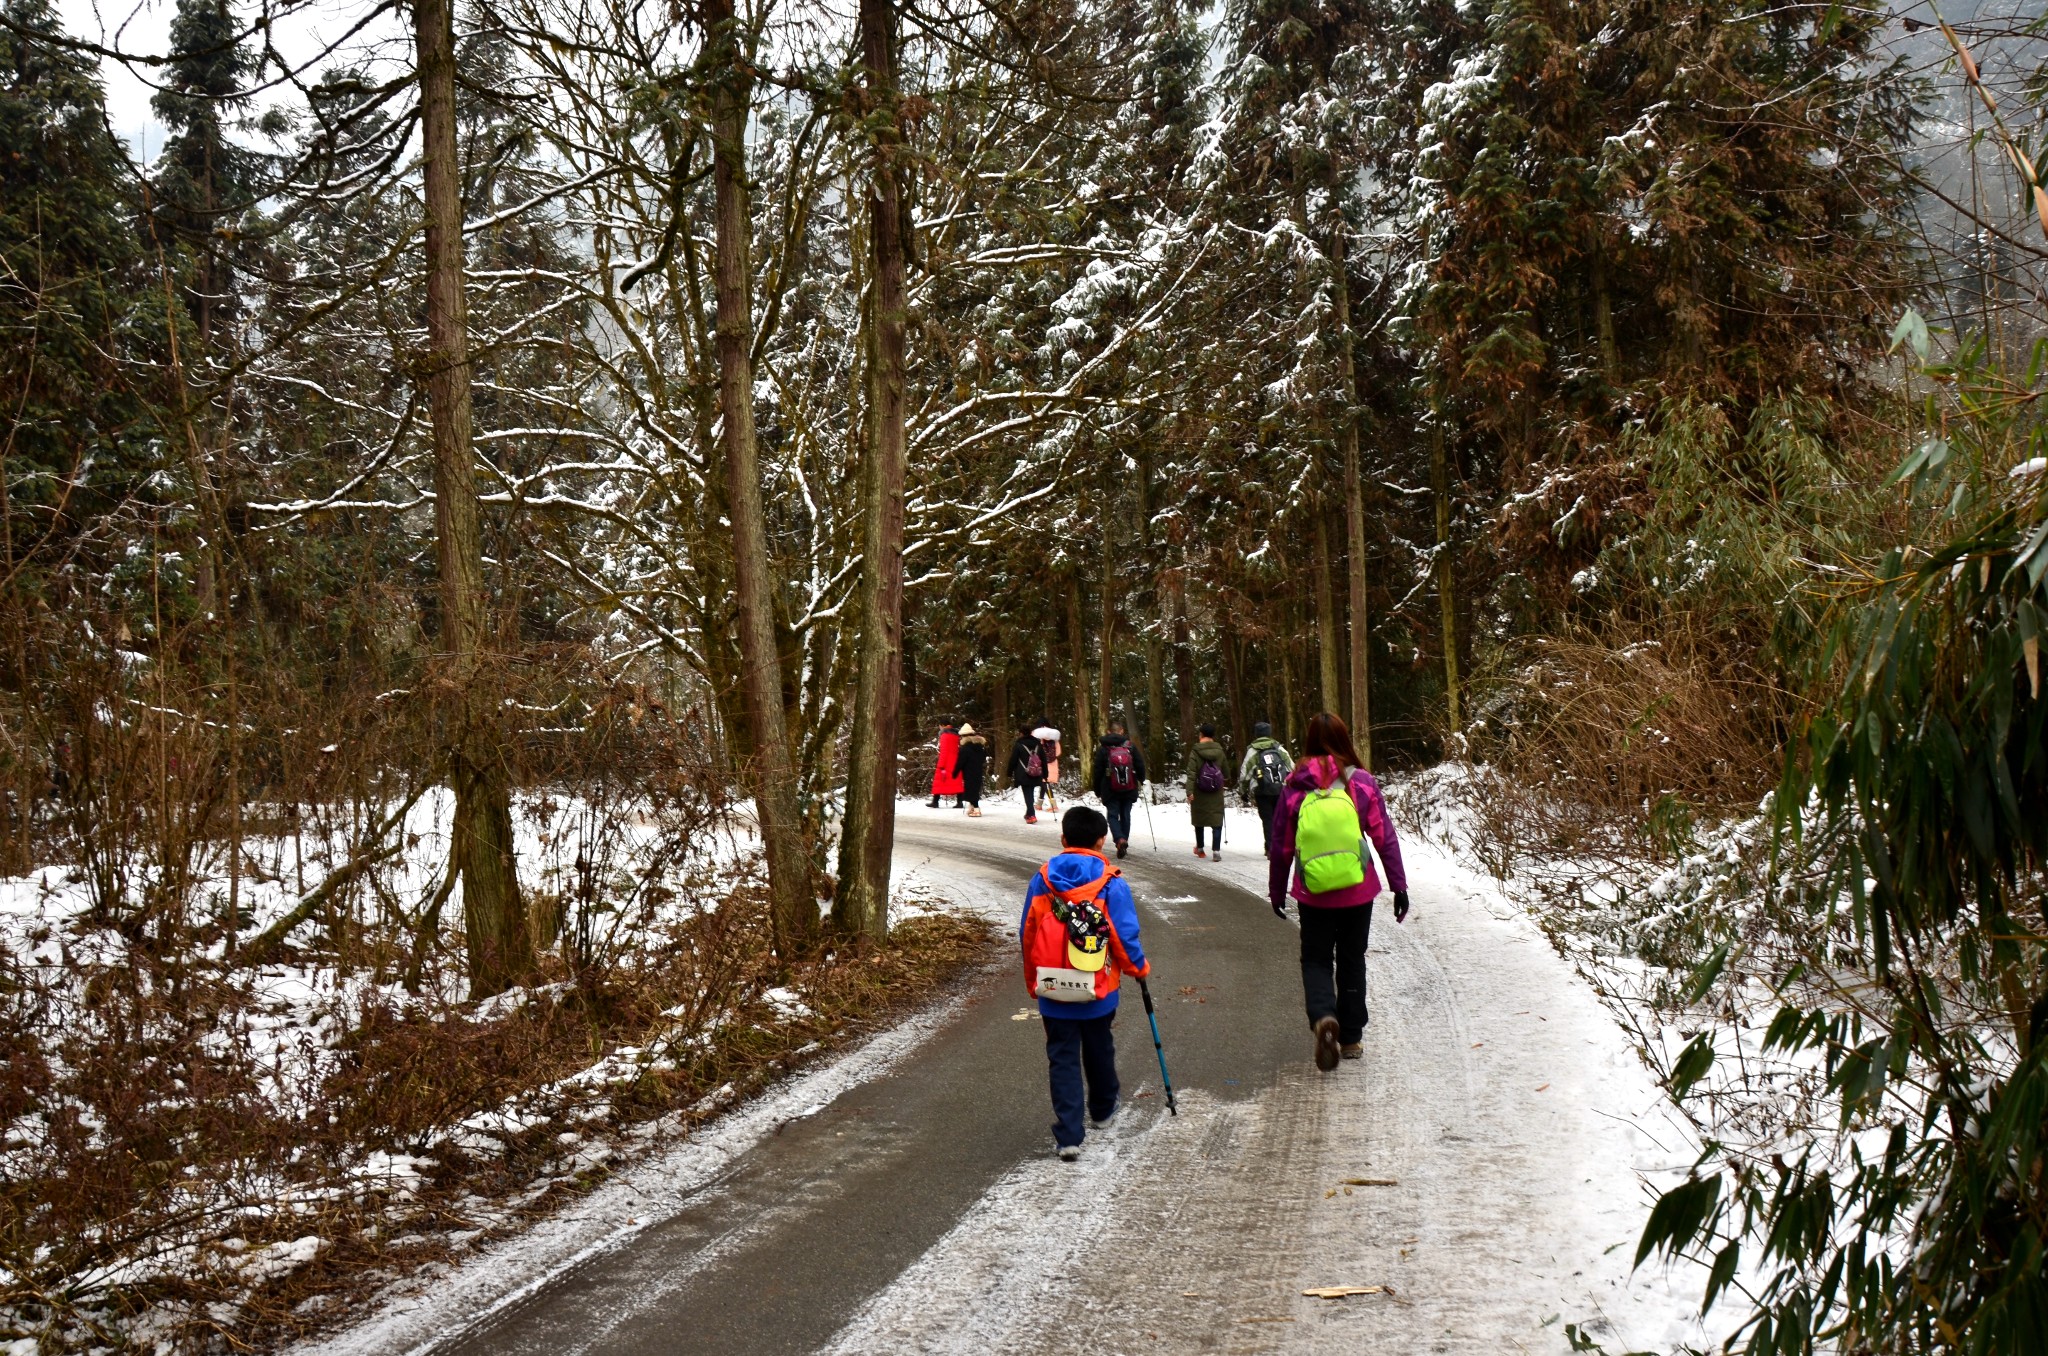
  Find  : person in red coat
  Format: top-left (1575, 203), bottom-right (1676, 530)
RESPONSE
top-left (927, 719), bottom-right (964, 807)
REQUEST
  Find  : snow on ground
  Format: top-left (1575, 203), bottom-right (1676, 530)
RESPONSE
top-left (0, 784), bottom-right (778, 1344)
top-left (290, 831), bottom-right (1015, 1356)
top-left (825, 793), bottom-right (1711, 1355)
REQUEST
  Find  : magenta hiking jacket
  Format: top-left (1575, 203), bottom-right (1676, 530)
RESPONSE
top-left (1268, 756), bottom-right (1408, 912)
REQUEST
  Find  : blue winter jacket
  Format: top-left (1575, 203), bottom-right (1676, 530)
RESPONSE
top-left (1019, 850), bottom-right (1148, 1020)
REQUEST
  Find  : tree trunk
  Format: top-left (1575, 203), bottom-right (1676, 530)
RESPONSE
top-left (1144, 636), bottom-right (1166, 770)
top-left (1331, 226), bottom-right (1373, 769)
top-left (1171, 592), bottom-right (1196, 757)
top-left (1067, 572), bottom-right (1094, 770)
top-left (1136, 447), bottom-right (1167, 765)
top-left (832, 0), bottom-right (909, 943)
top-left (1220, 619), bottom-right (1246, 760)
top-left (1313, 509), bottom-right (1340, 716)
top-left (1431, 398), bottom-right (1463, 739)
top-left (1278, 627), bottom-right (1297, 747)
top-left (414, 0), bottom-right (529, 999)
top-left (992, 670), bottom-right (1010, 778)
top-left (1098, 559), bottom-right (1115, 732)
top-left (706, 0), bottom-right (814, 961)
top-left (1592, 251), bottom-right (1619, 384)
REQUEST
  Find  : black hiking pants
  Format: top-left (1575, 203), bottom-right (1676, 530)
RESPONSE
top-left (1254, 793), bottom-right (1281, 856)
top-left (1299, 902), bottom-right (1373, 1044)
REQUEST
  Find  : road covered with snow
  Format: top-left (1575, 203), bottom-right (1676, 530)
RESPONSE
top-left (301, 795), bottom-right (1708, 1356)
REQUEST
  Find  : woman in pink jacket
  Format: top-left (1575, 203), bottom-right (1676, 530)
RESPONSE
top-left (1267, 712), bottom-right (1411, 1071)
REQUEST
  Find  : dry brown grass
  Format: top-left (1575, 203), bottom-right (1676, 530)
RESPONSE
top-left (1457, 618), bottom-right (1788, 879)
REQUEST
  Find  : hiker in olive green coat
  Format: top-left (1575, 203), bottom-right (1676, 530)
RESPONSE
top-left (1185, 724), bottom-right (1230, 860)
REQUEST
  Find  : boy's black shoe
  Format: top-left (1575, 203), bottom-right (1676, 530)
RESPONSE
top-left (1313, 1017), bottom-right (1341, 1072)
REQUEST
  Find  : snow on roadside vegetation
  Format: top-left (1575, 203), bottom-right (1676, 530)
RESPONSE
top-left (0, 787), bottom-right (981, 1354)
top-left (1387, 763), bottom-right (1959, 1349)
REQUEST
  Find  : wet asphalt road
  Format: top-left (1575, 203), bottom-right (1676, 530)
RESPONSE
top-left (442, 817), bottom-right (1307, 1356)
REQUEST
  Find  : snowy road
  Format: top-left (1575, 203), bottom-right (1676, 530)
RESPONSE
top-left (310, 800), bottom-right (1707, 1355)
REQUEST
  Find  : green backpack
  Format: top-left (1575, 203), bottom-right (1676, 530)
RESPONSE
top-left (1296, 781), bottom-right (1366, 893)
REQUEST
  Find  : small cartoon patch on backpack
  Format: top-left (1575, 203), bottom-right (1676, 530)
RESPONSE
top-left (1051, 894), bottom-right (1111, 971)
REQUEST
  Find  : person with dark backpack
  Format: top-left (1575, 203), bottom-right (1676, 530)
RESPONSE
top-left (1238, 721), bottom-right (1294, 857)
top-left (1089, 718), bottom-right (1148, 859)
top-left (1185, 723), bottom-right (1229, 860)
top-left (1010, 724), bottom-right (1049, 824)
top-left (1269, 711), bottom-right (1410, 1071)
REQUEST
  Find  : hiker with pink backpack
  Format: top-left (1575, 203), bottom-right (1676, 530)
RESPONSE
top-left (1009, 723), bottom-right (1053, 824)
top-left (1089, 718), bottom-right (1148, 858)
top-left (1268, 711), bottom-right (1410, 1070)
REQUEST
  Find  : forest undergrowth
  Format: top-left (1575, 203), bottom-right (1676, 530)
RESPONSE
top-left (0, 638), bottom-right (997, 1353)
top-left (1399, 327), bottom-right (2048, 1353)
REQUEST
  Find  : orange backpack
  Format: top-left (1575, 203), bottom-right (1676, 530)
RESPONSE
top-left (1021, 854), bottom-right (1137, 1003)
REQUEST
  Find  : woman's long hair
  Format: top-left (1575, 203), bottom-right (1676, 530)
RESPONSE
top-left (1303, 711), bottom-right (1363, 769)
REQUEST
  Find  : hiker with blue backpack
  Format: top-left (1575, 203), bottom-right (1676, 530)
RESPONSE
top-left (1089, 718), bottom-right (1148, 858)
top-left (1020, 804), bottom-right (1151, 1160)
top-left (1185, 723), bottom-right (1230, 859)
top-left (1268, 711), bottom-right (1410, 1070)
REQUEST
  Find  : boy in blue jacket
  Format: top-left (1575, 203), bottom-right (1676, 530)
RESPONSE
top-left (1019, 805), bottom-right (1150, 1160)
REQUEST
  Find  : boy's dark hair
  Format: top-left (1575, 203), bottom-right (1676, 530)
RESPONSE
top-left (1061, 804), bottom-right (1109, 847)
top-left (1199, 722), bottom-right (1216, 737)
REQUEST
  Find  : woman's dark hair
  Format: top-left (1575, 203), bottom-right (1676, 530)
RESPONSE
top-left (1303, 711), bottom-right (1363, 768)
top-left (1199, 722), bottom-right (1216, 737)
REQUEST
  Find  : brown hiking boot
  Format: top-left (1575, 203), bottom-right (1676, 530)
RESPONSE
top-left (1341, 1042), bottom-right (1364, 1060)
top-left (1115, 840), bottom-right (1128, 859)
top-left (1314, 1017), bottom-right (1341, 1072)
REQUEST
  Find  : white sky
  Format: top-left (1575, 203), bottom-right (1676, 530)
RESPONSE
top-left (57, 0), bottom-right (409, 162)
top-left (60, 0), bottom-right (175, 156)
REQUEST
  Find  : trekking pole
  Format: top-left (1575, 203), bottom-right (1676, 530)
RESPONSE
top-left (1142, 788), bottom-right (1158, 850)
top-left (1137, 977), bottom-right (1178, 1115)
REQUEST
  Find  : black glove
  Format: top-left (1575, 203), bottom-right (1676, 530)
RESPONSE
top-left (1272, 899), bottom-right (1288, 920)
top-left (1393, 890), bottom-right (1410, 923)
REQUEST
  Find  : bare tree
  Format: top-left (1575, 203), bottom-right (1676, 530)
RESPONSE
top-left (414, 0), bottom-right (530, 996)
top-left (704, 0), bottom-right (817, 960)
top-left (833, 0), bottom-right (909, 941)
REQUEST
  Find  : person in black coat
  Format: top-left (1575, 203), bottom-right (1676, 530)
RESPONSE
top-left (1009, 726), bottom-right (1049, 823)
top-left (955, 724), bottom-right (991, 815)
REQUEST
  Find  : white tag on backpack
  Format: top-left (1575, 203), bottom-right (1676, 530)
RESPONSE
top-left (1033, 967), bottom-right (1098, 1002)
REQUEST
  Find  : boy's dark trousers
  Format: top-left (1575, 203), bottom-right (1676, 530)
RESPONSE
top-left (1254, 793), bottom-right (1281, 855)
top-left (1299, 902), bottom-right (1373, 1043)
top-left (1042, 1011), bottom-right (1119, 1147)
